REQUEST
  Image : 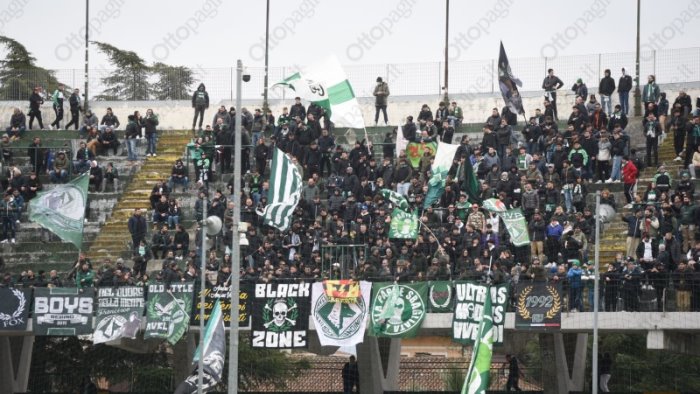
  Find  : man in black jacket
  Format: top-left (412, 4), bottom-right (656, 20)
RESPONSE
top-left (191, 83), bottom-right (209, 131)
top-left (542, 68), bottom-right (564, 120)
top-left (28, 86), bottom-right (44, 130)
top-left (618, 68), bottom-right (633, 115)
top-left (127, 209), bottom-right (147, 253)
top-left (65, 88), bottom-right (82, 130)
top-left (599, 69), bottom-right (616, 114)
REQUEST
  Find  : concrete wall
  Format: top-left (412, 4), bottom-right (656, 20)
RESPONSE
top-left (2, 83), bottom-right (699, 130)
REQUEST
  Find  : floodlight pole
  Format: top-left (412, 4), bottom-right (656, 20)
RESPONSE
top-left (198, 200), bottom-right (207, 393)
top-left (228, 59), bottom-right (243, 394)
top-left (84, 0), bottom-right (89, 112)
top-left (592, 191), bottom-right (601, 394)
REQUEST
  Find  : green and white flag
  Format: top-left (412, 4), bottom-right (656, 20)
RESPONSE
top-left (424, 142), bottom-right (459, 208)
top-left (257, 148), bottom-right (302, 231)
top-left (311, 281), bottom-right (371, 347)
top-left (273, 56), bottom-right (365, 129)
top-left (145, 283), bottom-right (194, 345)
top-left (380, 188), bottom-right (410, 212)
top-left (462, 286), bottom-right (494, 394)
top-left (500, 208), bottom-right (530, 246)
top-left (370, 283), bottom-right (427, 338)
top-left (389, 208), bottom-right (418, 239)
top-left (29, 172), bottom-right (89, 249)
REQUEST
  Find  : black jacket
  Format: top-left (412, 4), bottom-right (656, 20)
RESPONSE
top-left (599, 76), bottom-right (616, 95)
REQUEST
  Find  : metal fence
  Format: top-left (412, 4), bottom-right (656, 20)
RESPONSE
top-left (3, 47), bottom-right (700, 103)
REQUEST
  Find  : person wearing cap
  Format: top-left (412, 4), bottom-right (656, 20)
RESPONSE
top-left (571, 78), bottom-right (588, 101)
top-left (373, 77), bottom-right (390, 126)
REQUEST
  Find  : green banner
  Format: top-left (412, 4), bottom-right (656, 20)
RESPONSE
top-left (94, 286), bottom-right (145, 344)
top-left (380, 189), bottom-right (410, 212)
top-left (427, 281), bottom-right (454, 313)
top-left (369, 282), bottom-right (427, 338)
top-left (145, 283), bottom-right (194, 345)
top-left (500, 208), bottom-right (530, 246)
top-left (389, 208), bottom-right (419, 239)
top-left (405, 141), bottom-right (436, 168)
top-left (462, 284), bottom-right (494, 394)
top-left (29, 173), bottom-right (89, 250)
top-left (33, 287), bottom-right (94, 336)
top-left (452, 282), bottom-right (509, 346)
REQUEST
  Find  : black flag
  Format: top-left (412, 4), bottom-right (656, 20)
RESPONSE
top-left (498, 42), bottom-right (525, 115)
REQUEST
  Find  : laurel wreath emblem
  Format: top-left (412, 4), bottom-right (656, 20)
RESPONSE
top-left (517, 286), bottom-right (532, 320)
top-left (0, 289), bottom-right (26, 322)
top-left (545, 286), bottom-right (562, 319)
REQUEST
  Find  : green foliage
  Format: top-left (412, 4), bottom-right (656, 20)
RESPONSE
top-left (233, 338), bottom-right (311, 391)
top-left (91, 41), bottom-right (152, 101)
top-left (0, 36), bottom-right (62, 100)
top-left (442, 367), bottom-right (465, 391)
top-left (151, 62), bottom-right (196, 100)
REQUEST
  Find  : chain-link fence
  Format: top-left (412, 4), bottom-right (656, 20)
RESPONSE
top-left (3, 47), bottom-right (700, 103)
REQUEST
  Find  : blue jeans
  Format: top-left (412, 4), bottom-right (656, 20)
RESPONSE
top-left (127, 139), bottom-right (137, 160)
top-left (252, 131), bottom-right (261, 148)
top-left (146, 134), bottom-right (157, 155)
top-left (619, 91), bottom-right (630, 115)
top-left (2, 217), bottom-right (15, 240)
top-left (50, 169), bottom-right (68, 183)
top-left (168, 215), bottom-right (180, 229)
top-left (168, 176), bottom-right (189, 191)
top-left (570, 287), bottom-right (584, 312)
top-left (601, 95), bottom-right (612, 115)
top-left (563, 187), bottom-right (573, 212)
top-left (611, 155), bottom-right (622, 181)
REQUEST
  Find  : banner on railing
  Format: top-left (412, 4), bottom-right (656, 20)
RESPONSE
top-left (94, 286), bottom-right (145, 344)
top-left (251, 283), bottom-right (311, 349)
top-left (515, 282), bottom-right (562, 331)
top-left (0, 288), bottom-right (31, 331)
top-left (452, 282), bottom-right (509, 345)
top-left (145, 283), bottom-right (194, 345)
top-left (33, 287), bottom-right (94, 336)
top-left (312, 281), bottom-right (371, 347)
top-left (369, 282), bottom-right (427, 338)
top-left (427, 281), bottom-right (454, 313)
top-left (191, 284), bottom-right (252, 327)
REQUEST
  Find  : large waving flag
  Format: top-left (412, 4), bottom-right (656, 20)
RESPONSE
top-left (257, 148), bottom-right (302, 231)
top-left (498, 42), bottom-right (525, 115)
top-left (462, 286), bottom-right (494, 394)
top-left (29, 172), bottom-right (89, 249)
top-left (273, 56), bottom-right (365, 128)
top-left (380, 188), bottom-right (410, 212)
top-left (174, 300), bottom-right (226, 394)
top-left (424, 142), bottom-right (459, 208)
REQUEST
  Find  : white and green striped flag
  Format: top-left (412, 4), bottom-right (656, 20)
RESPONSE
top-left (273, 56), bottom-right (365, 129)
top-left (257, 148), bottom-right (302, 231)
top-left (424, 142), bottom-right (459, 208)
top-left (462, 286), bottom-right (494, 394)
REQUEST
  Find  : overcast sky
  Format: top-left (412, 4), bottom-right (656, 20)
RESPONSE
top-left (2, 0), bottom-right (700, 98)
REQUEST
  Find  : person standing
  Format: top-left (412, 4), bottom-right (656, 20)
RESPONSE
top-left (50, 84), bottom-right (65, 130)
top-left (618, 68), bottom-right (633, 116)
top-left (599, 69), bottom-right (616, 115)
top-left (643, 113), bottom-right (661, 167)
top-left (373, 77), bottom-right (390, 126)
top-left (65, 88), bottom-right (82, 130)
top-left (191, 83), bottom-right (209, 131)
top-left (642, 75), bottom-right (660, 109)
top-left (542, 69), bottom-right (564, 121)
top-left (505, 354), bottom-right (523, 392)
top-left (341, 355), bottom-right (359, 393)
top-left (128, 209), bottom-right (147, 254)
top-left (141, 109), bottom-right (159, 157)
top-left (125, 115), bottom-right (139, 162)
top-left (28, 86), bottom-right (45, 130)
top-left (599, 353), bottom-right (612, 392)
top-left (621, 156), bottom-right (638, 208)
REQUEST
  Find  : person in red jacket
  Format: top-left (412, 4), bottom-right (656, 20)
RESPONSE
top-left (622, 156), bottom-right (638, 207)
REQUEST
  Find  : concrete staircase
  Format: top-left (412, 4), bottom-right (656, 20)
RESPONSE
top-left (86, 132), bottom-right (192, 262)
top-left (593, 130), bottom-right (679, 266)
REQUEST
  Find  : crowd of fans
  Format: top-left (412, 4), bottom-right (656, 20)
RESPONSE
top-left (2, 71), bottom-right (700, 313)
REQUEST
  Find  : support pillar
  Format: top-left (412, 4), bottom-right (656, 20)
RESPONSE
top-left (356, 336), bottom-right (401, 394)
top-left (541, 333), bottom-right (588, 393)
top-left (0, 335), bottom-right (35, 394)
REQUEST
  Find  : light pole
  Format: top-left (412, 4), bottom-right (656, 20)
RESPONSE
top-left (633, 0), bottom-right (642, 117)
top-left (592, 191), bottom-right (601, 394)
top-left (443, 0), bottom-right (450, 104)
top-left (262, 0), bottom-right (270, 114)
top-left (198, 201), bottom-right (208, 394)
top-left (84, 0), bottom-right (89, 112)
top-left (228, 59), bottom-right (244, 394)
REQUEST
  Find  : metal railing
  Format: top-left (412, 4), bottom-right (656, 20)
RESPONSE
top-left (2, 47), bottom-right (700, 103)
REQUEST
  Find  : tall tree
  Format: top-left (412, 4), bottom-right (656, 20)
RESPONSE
top-left (0, 36), bottom-right (62, 100)
top-left (91, 41), bottom-right (151, 101)
top-left (151, 62), bottom-right (196, 100)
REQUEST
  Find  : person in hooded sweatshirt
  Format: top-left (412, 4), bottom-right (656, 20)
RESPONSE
top-left (191, 83), bottom-right (209, 131)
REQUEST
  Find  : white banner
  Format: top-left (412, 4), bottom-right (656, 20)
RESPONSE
top-left (311, 281), bottom-right (371, 347)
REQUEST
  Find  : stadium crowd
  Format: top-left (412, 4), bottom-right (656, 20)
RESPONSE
top-left (2, 69), bottom-right (700, 313)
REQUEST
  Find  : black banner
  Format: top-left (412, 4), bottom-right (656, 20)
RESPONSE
top-left (251, 282), bottom-right (311, 349)
top-left (33, 287), bottom-right (95, 336)
top-left (0, 288), bottom-right (31, 331)
top-left (515, 282), bottom-right (562, 331)
top-left (94, 286), bottom-right (145, 343)
top-left (191, 283), bottom-right (252, 327)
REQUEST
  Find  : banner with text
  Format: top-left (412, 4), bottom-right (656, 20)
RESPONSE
top-left (427, 281), bottom-right (454, 313)
top-left (251, 282), bottom-right (311, 349)
top-left (452, 282), bottom-right (509, 346)
top-left (94, 286), bottom-right (145, 344)
top-left (369, 282), bottom-right (427, 338)
top-left (145, 283), bottom-right (194, 345)
top-left (312, 281), bottom-right (371, 347)
top-left (33, 287), bottom-right (94, 336)
top-left (515, 282), bottom-right (562, 331)
top-left (0, 288), bottom-right (31, 331)
top-left (191, 284), bottom-right (253, 327)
